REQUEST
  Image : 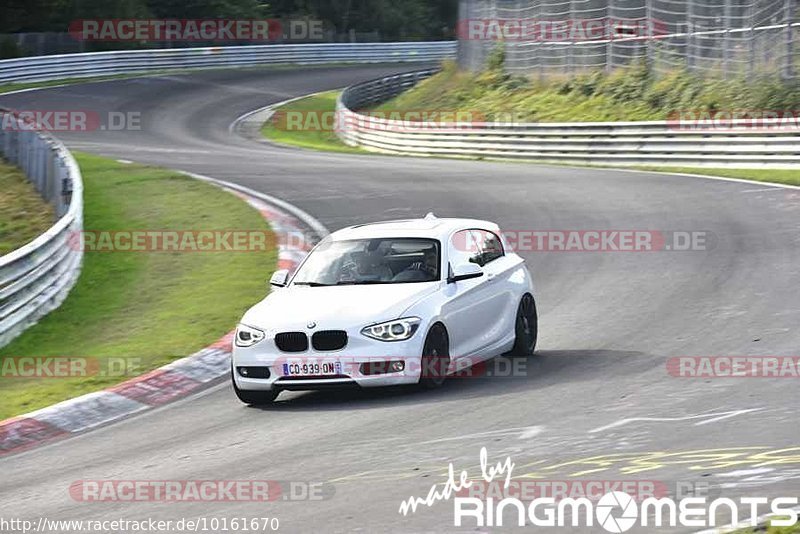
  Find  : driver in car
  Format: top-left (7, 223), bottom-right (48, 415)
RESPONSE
top-left (393, 247), bottom-right (438, 282)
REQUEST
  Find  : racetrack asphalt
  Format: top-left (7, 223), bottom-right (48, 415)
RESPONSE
top-left (1, 64), bottom-right (799, 533)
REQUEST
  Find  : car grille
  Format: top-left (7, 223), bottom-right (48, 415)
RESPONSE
top-left (311, 330), bottom-right (348, 351)
top-left (274, 332), bottom-right (308, 352)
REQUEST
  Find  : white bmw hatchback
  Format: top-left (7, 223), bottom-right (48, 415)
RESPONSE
top-left (231, 214), bottom-right (537, 404)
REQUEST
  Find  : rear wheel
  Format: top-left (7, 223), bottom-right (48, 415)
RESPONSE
top-left (232, 368), bottom-right (279, 405)
top-left (419, 324), bottom-right (450, 389)
top-left (511, 294), bottom-right (538, 358)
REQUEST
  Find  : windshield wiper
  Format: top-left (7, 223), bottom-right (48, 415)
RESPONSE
top-left (294, 280), bottom-right (396, 287)
top-left (333, 280), bottom-right (393, 285)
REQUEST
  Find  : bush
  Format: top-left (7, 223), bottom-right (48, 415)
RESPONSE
top-left (376, 61), bottom-right (800, 123)
top-left (0, 37), bottom-right (22, 59)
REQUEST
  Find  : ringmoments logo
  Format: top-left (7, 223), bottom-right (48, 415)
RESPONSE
top-left (398, 448), bottom-right (799, 531)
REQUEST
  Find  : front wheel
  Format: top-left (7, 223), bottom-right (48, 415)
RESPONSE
top-left (511, 294), bottom-right (538, 358)
top-left (232, 369), bottom-right (279, 405)
top-left (419, 324), bottom-right (450, 389)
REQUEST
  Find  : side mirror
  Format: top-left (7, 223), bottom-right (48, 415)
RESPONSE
top-left (269, 269), bottom-right (290, 288)
top-left (447, 263), bottom-right (483, 284)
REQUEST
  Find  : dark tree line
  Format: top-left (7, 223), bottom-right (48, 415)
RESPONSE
top-left (1, 0), bottom-right (458, 40)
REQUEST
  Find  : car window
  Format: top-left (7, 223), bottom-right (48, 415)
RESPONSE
top-left (469, 229), bottom-right (505, 266)
top-left (449, 230), bottom-right (484, 270)
top-left (291, 238), bottom-right (441, 285)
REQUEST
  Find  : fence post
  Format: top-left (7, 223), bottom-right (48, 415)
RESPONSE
top-left (786, 0), bottom-right (795, 79)
top-left (606, 0), bottom-right (614, 72)
top-left (645, 0), bottom-right (654, 71)
top-left (722, 0), bottom-right (731, 79)
top-left (687, 0), bottom-right (696, 73)
top-left (748, 3), bottom-right (755, 77)
top-left (568, 0), bottom-right (575, 75)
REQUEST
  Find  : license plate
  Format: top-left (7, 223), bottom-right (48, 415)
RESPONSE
top-left (282, 360), bottom-right (342, 377)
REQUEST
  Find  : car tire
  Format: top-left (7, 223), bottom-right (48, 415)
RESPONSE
top-left (232, 368), bottom-right (279, 405)
top-left (511, 293), bottom-right (538, 358)
top-left (419, 324), bottom-right (450, 389)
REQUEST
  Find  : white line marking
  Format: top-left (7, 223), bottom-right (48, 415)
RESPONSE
top-left (717, 467), bottom-right (775, 478)
top-left (694, 410), bottom-right (760, 426)
top-left (185, 172), bottom-right (330, 239)
top-left (416, 426), bottom-right (545, 445)
top-left (519, 425), bottom-right (545, 439)
top-left (589, 409), bottom-right (762, 433)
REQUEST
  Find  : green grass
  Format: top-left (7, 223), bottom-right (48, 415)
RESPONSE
top-left (261, 91), bottom-right (363, 153)
top-left (0, 158), bottom-right (54, 255)
top-left (625, 167), bottom-right (799, 187)
top-left (0, 154), bottom-right (276, 419)
top-left (731, 517), bottom-right (800, 533)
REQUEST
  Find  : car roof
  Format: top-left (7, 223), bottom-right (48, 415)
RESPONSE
top-left (328, 214), bottom-right (499, 242)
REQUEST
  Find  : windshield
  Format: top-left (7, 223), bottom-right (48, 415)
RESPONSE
top-left (291, 238), bottom-right (441, 286)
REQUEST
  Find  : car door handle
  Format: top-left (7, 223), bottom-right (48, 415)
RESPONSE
top-left (486, 273), bottom-right (497, 280)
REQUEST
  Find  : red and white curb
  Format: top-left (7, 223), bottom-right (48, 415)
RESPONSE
top-left (0, 175), bottom-right (328, 457)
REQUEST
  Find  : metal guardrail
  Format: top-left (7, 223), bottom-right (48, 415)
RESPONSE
top-left (0, 42), bottom-right (457, 84)
top-left (0, 109), bottom-right (83, 348)
top-left (336, 70), bottom-right (800, 168)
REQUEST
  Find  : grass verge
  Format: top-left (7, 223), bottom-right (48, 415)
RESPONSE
top-left (0, 158), bottom-right (55, 255)
top-left (731, 519), bottom-right (800, 533)
top-left (261, 90), bottom-right (363, 153)
top-left (619, 167), bottom-right (799, 187)
top-left (0, 153), bottom-right (276, 419)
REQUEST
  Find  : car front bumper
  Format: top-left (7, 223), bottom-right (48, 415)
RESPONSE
top-left (232, 332), bottom-right (427, 392)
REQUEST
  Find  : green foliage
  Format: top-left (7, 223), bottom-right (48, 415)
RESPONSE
top-left (1, 0), bottom-right (457, 40)
top-left (0, 37), bottom-right (23, 59)
top-left (377, 63), bottom-right (800, 123)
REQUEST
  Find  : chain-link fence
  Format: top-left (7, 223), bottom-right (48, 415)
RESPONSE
top-left (458, 0), bottom-right (798, 78)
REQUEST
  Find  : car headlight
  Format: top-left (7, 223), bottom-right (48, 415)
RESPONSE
top-left (235, 324), bottom-right (266, 347)
top-left (361, 317), bottom-right (421, 342)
